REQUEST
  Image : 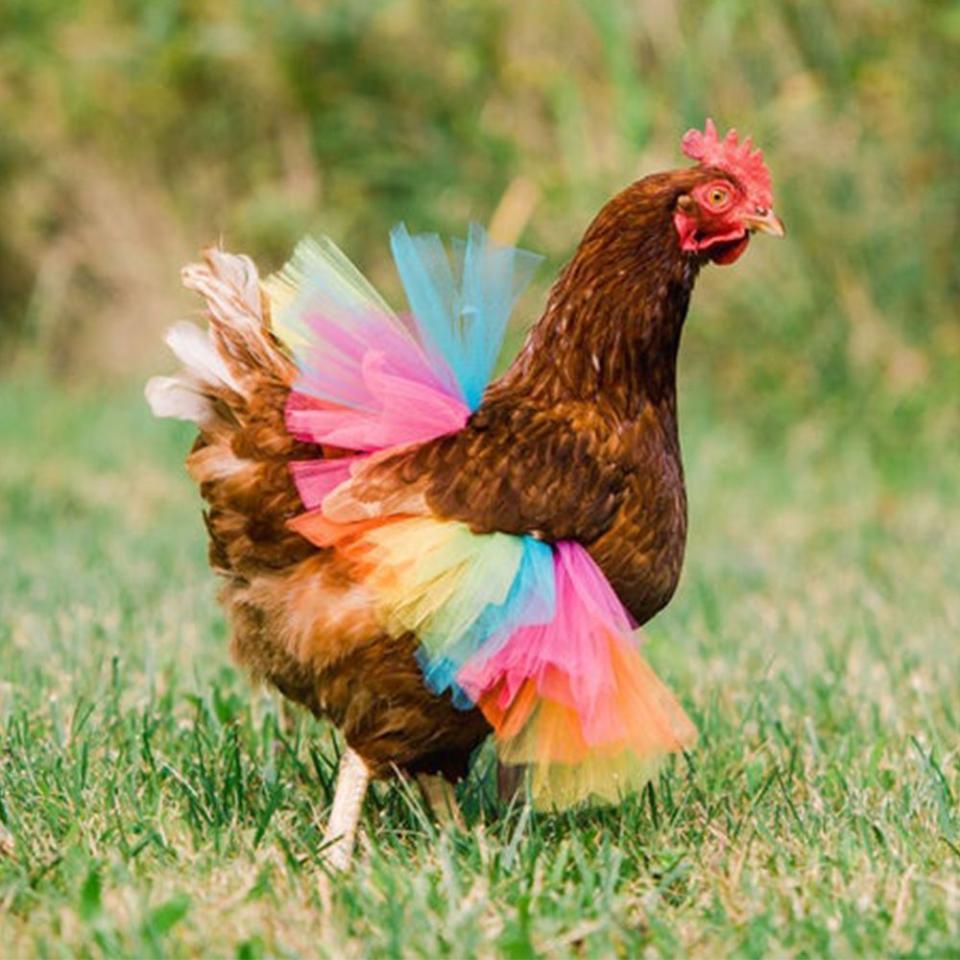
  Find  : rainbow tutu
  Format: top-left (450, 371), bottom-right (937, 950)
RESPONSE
top-left (269, 224), bottom-right (696, 809)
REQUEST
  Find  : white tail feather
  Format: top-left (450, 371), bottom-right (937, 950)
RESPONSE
top-left (145, 374), bottom-right (214, 425)
top-left (182, 251), bottom-right (262, 329)
top-left (181, 253), bottom-right (264, 346)
top-left (147, 245), bottom-right (292, 427)
top-left (181, 249), bottom-right (291, 382)
top-left (164, 321), bottom-right (241, 392)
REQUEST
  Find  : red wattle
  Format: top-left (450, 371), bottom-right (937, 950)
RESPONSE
top-left (709, 234), bottom-right (750, 264)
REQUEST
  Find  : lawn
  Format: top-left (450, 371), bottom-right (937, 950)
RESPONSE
top-left (0, 374), bottom-right (957, 958)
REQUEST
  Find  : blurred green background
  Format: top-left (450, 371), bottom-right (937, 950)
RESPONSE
top-left (2, 4), bottom-right (960, 954)
top-left (2, 0), bottom-right (958, 422)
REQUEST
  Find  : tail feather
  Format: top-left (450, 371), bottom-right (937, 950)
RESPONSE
top-left (145, 315), bottom-right (244, 427)
top-left (147, 248), bottom-right (296, 425)
top-left (144, 373), bottom-right (219, 426)
top-left (181, 249), bottom-right (293, 389)
top-left (148, 245), bottom-right (318, 584)
top-left (164, 320), bottom-right (241, 393)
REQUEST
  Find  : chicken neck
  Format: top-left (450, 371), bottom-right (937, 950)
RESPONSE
top-left (500, 171), bottom-right (701, 424)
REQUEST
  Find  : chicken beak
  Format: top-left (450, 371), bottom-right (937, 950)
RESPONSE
top-left (744, 208), bottom-right (786, 238)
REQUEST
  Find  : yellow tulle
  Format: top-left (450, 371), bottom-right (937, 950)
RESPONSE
top-left (342, 516), bottom-right (524, 656)
top-left (264, 234), bottom-right (401, 351)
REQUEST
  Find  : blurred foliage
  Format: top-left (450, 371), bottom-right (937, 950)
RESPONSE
top-left (1, 0), bottom-right (958, 422)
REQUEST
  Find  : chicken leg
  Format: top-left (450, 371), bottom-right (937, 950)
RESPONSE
top-left (321, 747), bottom-right (370, 870)
top-left (416, 773), bottom-right (466, 830)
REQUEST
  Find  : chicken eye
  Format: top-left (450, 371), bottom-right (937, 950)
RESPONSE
top-left (707, 186), bottom-right (730, 208)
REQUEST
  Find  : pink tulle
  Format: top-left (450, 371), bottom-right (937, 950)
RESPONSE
top-left (458, 542), bottom-right (637, 746)
top-left (286, 312), bottom-right (469, 454)
top-left (290, 457), bottom-right (361, 509)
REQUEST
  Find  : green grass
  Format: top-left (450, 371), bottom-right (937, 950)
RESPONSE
top-left (1, 375), bottom-right (958, 958)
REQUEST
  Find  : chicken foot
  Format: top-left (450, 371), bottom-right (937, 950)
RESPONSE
top-left (416, 773), bottom-right (466, 830)
top-left (321, 747), bottom-right (370, 870)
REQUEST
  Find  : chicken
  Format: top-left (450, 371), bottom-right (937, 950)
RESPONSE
top-left (146, 120), bottom-right (782, 868)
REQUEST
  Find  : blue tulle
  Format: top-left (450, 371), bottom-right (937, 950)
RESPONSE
top-left (390, 222), bottom-right (543, 411)
top-left (416, 536), bottom-right (557, 704)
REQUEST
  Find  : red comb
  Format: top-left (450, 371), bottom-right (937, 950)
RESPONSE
top-left (681, 118), bottom-right (773, 208)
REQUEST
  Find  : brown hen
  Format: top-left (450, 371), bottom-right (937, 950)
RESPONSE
top-left (147, 122), bottom-right (782, 867)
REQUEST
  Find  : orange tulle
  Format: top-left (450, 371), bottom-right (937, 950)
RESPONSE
top-left (288, 509), bottom-right (394, 549)
top-left (477, 632), bottom-right (696, 808)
